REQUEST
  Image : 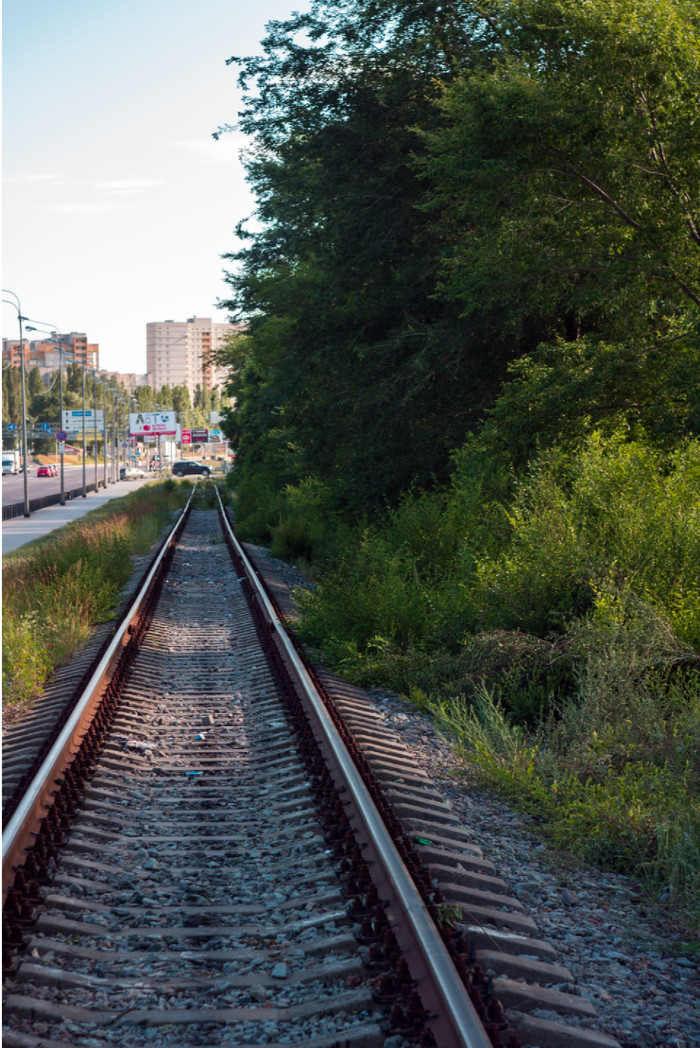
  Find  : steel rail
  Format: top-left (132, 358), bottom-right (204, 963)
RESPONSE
top-left (2, 487), bottom-right (196, 901)
top-left (216, 489), bottom-right (493, 1048)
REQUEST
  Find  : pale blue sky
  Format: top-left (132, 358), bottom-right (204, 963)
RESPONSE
top-left (3, 0), bottom-right (307, 374)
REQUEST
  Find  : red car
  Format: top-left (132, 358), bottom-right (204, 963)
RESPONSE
top-left (37, 466), bottom-right (52, 477)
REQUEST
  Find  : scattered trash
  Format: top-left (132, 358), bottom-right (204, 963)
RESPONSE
top-left (123, 739), bottom-right (157, 753)
top-left (185, 771), bottom-right (201, 777)
top-left (195, 734), bottom-right (205, 740)
top-left (414, 837), bottom-right (433, 846)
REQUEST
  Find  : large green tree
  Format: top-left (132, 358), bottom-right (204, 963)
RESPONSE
top-left (219, 0), bottom-right (515, 511)
top-left (421, 0), bottom-right (699, 332)
top-left (220, 0), bottom-right (699, 528)
top-left (416, 0), bottom-right (700, 456)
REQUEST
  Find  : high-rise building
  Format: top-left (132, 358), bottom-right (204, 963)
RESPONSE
top-left (146, 317), bottom-right (240, 399)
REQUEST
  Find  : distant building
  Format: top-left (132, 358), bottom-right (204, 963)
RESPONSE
top-left (102, 372), bottom-right (149, 395)
top-left (146, 317), bottom-right (241, 400)
top-left (2, 332), bottom-right (99, 374)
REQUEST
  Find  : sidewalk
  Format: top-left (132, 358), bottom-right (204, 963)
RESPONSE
top-left (2, 477), bottom-right (154, 555)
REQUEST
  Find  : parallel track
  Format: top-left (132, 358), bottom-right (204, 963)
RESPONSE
top-left (2, 487), bottom-right (621, 1048)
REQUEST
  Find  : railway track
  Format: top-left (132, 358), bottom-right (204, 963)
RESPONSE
top-left (3, 485), bottom-right (622, 1048)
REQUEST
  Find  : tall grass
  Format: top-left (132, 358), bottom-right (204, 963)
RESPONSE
top-left (293, 431), bottom-right (700, 923)
top-left (2, 482), bottom-right (189, 716)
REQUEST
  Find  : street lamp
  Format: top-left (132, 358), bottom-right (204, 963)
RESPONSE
top-left (2, 290), bottom-right (31, 517)
top-left (25, 324), bottom-right (68, 505)
top-left (107, 388), bottom-right (118, 483)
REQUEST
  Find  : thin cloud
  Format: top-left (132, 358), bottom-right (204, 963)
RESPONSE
top-left (4, 172), bottom-right (61, 184)
top-left (96, 178), bottom-right (165, 193)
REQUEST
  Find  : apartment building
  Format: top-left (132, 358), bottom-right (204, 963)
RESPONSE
top-left (2, 332), bottom-right (99, 372)
top-left (146, 317), bottom-right (240, 400)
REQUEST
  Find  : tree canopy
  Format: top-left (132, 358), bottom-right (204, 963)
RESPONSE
top-left (218, 0), bottom-right (699, 523)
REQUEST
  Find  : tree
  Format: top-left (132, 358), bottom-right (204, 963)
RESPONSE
top-left (414, 0), bottom-right (700, 462)
top-left (28, 367), bottom-right (45, 399)
top-left (219, 0), bottom-right (510, 513)
top-left (421, 0), bottom-right (700, 335)
top-left (2, 367), bottom-right (23, 434)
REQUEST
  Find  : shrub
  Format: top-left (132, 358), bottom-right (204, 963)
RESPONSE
top-left (471, 434), bottom-right (700, 644)
top-left (269, 477), bottom-right (339, 564)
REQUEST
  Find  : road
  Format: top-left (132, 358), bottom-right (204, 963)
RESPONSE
top-left (2, 464), bottom-right (147, 507)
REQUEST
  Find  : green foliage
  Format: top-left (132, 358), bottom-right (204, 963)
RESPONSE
top-left (296, 487), bottom-right (478, 680)
top-left (422, 0), bottom-right (700, 329)
top-left (2, 482), bottom-right (188, 715)
top-left (218, 0), bottom-right (515, 517)
top-left (292, 430), bottom-right (700, 917)
top-left (470, 328), bottom-right (700, 468)
top-left (2, 613), bottom-right (53, 710)
top-left (269, 477), bottom-right (339, 564)
top-left (230, 470), bottom-right (287, 545)
top-left (428, 660), bottom-right (700, 915)
top-left (470, 434), bottom-right (700, 644)
top-left (214, 0), bottom-right (700, 919)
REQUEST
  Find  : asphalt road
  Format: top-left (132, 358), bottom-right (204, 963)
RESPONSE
top-left (2, 464), bottom-right (143, 507)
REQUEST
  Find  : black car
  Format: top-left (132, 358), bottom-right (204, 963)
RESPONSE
top-left (172, 460), bottom-right (211, 477)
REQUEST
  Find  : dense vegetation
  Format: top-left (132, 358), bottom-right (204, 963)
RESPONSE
top-left (2, 481), bottom-right (191, 718)
top-left (2, 364), bottom-right (229, 457)
top-left (216, 0), bottom-right (699, 923)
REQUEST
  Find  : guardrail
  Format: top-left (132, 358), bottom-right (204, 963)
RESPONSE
top-left (2, 481), bottom-right (108, 521)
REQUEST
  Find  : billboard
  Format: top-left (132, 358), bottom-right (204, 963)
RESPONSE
top-left (129, 410), bottom-right (177, 437)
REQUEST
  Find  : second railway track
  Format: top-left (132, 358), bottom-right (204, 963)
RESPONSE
top-left (3, 489), bottom-right (623, 1048)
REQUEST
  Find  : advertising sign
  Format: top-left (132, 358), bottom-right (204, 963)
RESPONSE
top-left (129, 410), bottom-right (177, 437)
top-left (182, 430), bottom-right (191, 445)
top-left (191, 428), bottom-right (209, 444)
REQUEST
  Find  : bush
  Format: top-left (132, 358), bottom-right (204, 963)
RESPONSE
top-left (293, 430), bottom-right (700, 919)
top-left (269, 477), bottom-right (339, 564)
top-left (470, 433), bottom-right (700, 644)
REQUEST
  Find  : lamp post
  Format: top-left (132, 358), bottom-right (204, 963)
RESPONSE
top-left (100, 378), bottom-right (108, 488)
top-left (108, 389), bottom-right (117, 483)
top-left (25, 325), bottom-right (68, 505)
top-left (129, 396), bottom-right (137, 470)
top-left (91, 371), bottom-right (99, 490)
top-left (81, 364), bottom-right (87, 497)
top-left (116, 396), bottom-right (127, 476)
top-left (2, 290), bottom-right (31, 517)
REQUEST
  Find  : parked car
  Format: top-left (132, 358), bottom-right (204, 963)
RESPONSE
top-left (122, 466), bottom-right (147, 480)
top-left (37, 465), bottom-right (52, 477)
top-left (171, 460), bottom-right (211, 478)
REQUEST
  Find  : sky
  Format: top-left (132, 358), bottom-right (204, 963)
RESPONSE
top-left (2, 0), bottom-right (308, 375)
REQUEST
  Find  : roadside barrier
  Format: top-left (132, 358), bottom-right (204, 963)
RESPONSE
top-left (2, 481), bottom-right (108, 521)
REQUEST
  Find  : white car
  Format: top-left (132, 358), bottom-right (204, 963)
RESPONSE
top-left (122, 466), bottom-right (147, 480)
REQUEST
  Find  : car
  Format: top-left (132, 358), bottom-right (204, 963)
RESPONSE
top-left (172, 460), bottom-right (211, 478)
top-left (122, 466), bottom-right (147, 480)
top-left (37, 465), bottom-right (52, 477)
